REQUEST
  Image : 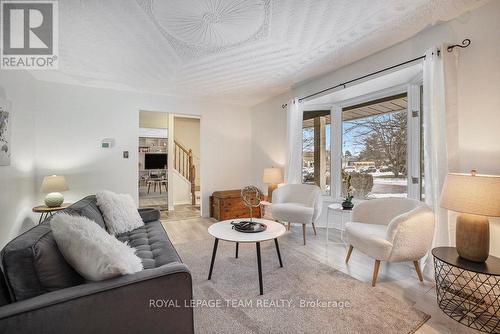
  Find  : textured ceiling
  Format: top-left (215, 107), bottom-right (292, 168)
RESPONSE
top-left (31, 0), bottom-right (487, 106)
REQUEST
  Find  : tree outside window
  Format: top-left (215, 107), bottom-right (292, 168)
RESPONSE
top-left (342, 95), bottom-right (408, 199)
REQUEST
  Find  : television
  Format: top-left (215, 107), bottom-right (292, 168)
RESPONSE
top-left (145, 153), bottom-right (167, 170)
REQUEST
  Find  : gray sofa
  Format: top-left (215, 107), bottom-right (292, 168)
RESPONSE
top-left (0, 195), bottom-right (194, 334)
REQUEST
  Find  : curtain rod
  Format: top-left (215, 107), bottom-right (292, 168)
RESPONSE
top-left (281, 39), bottom-right (471, 109)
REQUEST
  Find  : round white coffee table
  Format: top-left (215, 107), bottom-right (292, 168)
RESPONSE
top-left (207, 218), bottom-right (286, 295)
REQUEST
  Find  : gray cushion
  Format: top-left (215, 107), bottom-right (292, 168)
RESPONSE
top-left (116, 220), bottom-right (180, 270)
top-left (0, 195), bottom-right (105, 302)
top-left (0, 268), bottom-right (10, 306)
top-left (62, 195), bottom-right (106, 229)
top-left (1, 224), bottom-right (84, 302)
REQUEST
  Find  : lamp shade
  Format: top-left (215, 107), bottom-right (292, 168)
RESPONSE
top-left (41, 175), bottom-right (68, 193)
top-left (263, 167), bottom-right (283, 184)
top-left (440, 172), bottom-right (500, 217)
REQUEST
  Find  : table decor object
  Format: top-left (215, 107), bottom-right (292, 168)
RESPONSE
top-left (241, 186), bottom-right (263, 222)
top-left (41, 175), bottom-right (69, 207)
top-left (341, 171), bottom-right (354, 210)
top-left (231, 221), bottom-right (267, 233)
top-left (440, 170), bottom-right (500, 262)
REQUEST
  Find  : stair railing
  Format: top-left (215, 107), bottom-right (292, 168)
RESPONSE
top-left (174, 140), bottom-right (196, 205)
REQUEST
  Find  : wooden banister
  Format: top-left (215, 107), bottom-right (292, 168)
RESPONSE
top-left (174, 140), bottom-right (197, 205)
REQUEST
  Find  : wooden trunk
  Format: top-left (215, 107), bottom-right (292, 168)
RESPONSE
top-left (210, 190), bottom-right (261, 221)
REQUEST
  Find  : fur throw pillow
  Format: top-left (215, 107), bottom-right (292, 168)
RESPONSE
top-left (51, 213), bottom-right (143, 281)
top-left (96, 190), bottom-right (144, 235)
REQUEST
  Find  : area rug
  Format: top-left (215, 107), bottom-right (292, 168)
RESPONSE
top-left (175, 239), bottom-right (430, 334)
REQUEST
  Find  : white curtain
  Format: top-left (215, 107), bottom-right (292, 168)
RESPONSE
top-left (285, 97), bottom-right (303, 184)
top-left (422, 45), bottom-right (459, 279)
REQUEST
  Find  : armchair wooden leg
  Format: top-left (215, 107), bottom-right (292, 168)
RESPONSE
top-left (287, 222), bottom-right (291, 231)
top-left (413, 261), bottom-right (424, 282)
top-left (302, 224), bottom-right (306, 245)
top-left (312, 223), bottom-right (317, 236)
top-left (372, 260), bottom-right (381, 287)
top-left (345, 245), bottom-right (353, 263)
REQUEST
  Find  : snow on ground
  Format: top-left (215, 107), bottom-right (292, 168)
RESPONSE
top-left (367, 193), bottom-right (407, 199)
top-left (373, 177), bottom-right (407, 186)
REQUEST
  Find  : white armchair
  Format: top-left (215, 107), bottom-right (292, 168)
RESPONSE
top-left (344, 198), bottom-right (435, 286)
top-left (271, 184), bottom-right (322, 245)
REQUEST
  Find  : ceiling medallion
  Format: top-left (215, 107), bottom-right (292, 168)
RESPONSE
top-left (145, 0), bottom-right (270, 52)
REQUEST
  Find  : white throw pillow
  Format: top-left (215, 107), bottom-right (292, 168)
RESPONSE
top-left (96, 190), bottom-right (144, 235)
top-left (51, 213), bottom-right (143, 281)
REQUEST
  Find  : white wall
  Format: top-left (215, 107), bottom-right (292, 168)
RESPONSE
top-left (251, 1), bottom-right (500, 255)
top-left (251, 92), bottom-right (290, 193)
top-left (32, 81), bottom-right (252, 217)
top-left (0, 71), bottom-right (37, 248)
top-left (172, 170), bottom-right (192, 205)
top-left (139, 111), bottom-right (168, 129)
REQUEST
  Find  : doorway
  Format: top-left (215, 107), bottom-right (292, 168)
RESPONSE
top-left (138, 111), bottom-right (201, 221)
top-left (138, 111), bottom-right (168, 210)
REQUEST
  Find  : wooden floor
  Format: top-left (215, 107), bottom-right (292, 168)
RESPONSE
top-left (162, 217), bottom-right (479, 334)
top-left (161, 204), bottom-right (200, 222)
top-left (139, 195), bottom-right (168, 210)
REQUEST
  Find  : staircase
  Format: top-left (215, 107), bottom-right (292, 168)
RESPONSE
top-left (173, 140), bottom-right (197, 205)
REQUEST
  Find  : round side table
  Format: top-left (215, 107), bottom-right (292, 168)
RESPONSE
top-left (432, 247), bottom-right (500, 333)
top-left (326, 203), bottom-right (352, 245)
top-left (259, 200), bottom-right (273, 220)
top-left (32, 203), bottom-right (71, 224)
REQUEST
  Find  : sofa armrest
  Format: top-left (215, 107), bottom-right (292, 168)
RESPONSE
top-left (138, 208), bottom-right (161, 223)
top-left (0, 262), bottom-right (193, 334)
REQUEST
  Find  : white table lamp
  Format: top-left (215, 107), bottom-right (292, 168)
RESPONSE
top-left (41, 175), bottom-right (69, 207)
top-left (440, 170), bottom-right (500, 262)
top-left (262, 167), bottom-right (283, 202)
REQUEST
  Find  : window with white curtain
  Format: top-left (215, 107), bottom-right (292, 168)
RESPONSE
top-left (303, 84), bottom-right (423, 201)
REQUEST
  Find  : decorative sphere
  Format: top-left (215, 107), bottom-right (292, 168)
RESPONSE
top-left (45, 192), bottom-right (64, 207)
top-left (241, 186), bottom-right (262, 208)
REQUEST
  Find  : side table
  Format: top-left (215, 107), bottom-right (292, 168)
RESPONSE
top-left (260, 200), bottom-right (273, 220)
top-left (432, 247), bottom-right (500, 333)
top-left (32, 203), bottom-right (71, 224)
top-left (326, 203), bottom-right (352, 244)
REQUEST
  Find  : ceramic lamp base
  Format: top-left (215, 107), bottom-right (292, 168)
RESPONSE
top-left (45, 192), bottom-right (64, 207)
top-left (267, 184), bottom-right (278, 202)
top-left (456, 213), bottom-right (490, 262)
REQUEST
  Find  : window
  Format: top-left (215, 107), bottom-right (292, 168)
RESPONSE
top-left (302, 110), bottom-right (331, 195)
top-left (341, 94), bottom-right (408, 199)
top-left (303, 83), bottom-right (423, 201)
